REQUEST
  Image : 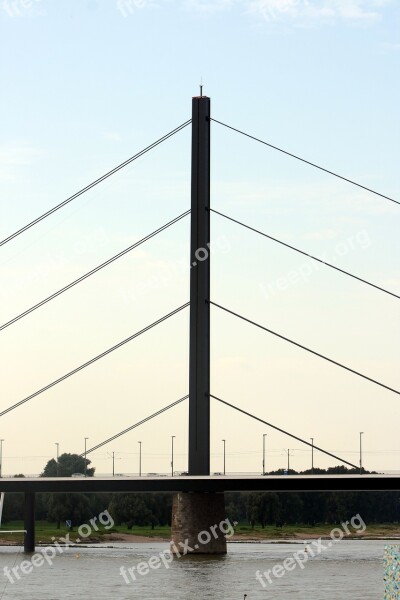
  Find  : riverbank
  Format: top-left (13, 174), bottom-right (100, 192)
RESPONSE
top-left (1, 521), bottom-right (399, 545)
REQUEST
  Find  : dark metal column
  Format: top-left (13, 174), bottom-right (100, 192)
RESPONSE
top-left (24, 491), bottom-right (35, 553)
top-left (189, 95), bottom-right (211, 475)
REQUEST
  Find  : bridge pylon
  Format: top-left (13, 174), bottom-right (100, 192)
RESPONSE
top-left (188, 94), bottom-right (210, 476)
top-left (171, 93), bottom-right (226, 555)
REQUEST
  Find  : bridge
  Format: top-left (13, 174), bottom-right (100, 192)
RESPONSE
top-left (2, 474), bottom-right (399, 494)
top-left (1, 94), bottom-right (399, 553)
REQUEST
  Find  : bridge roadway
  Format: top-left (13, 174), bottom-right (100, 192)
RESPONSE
top-left (1, 474), bottom-right (399, 493)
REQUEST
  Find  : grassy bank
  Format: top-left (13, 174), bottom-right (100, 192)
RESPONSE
top-left (232, 522), bottom-right (400, 540)
top-left (1, 521), bottom-right (400, 545)
top-left (0, 521), bottom-right (170, 545)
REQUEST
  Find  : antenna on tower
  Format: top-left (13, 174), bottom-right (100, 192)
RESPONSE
top-left (199, 76), bottom-right (203, 97)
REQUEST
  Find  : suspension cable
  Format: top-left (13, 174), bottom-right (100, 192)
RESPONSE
top-left (0, 210), bottom-right (190, 332)
top-left (211, 117), bottom-right (399, 206)
top-left (211, 394), bottom-right (358, 469)
top-left (0, 119), bottom-right (191, 247)
top-left (210, 301), bottom-right (399, 396)
top-left (211, 208), bottom-right (399, 300)
top-left (82, 395), bottom-right (189, 455)
top-left (0, 302), bottom-right (190, 417)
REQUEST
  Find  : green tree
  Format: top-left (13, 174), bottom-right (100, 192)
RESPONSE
top-left (45, 493), bottom-right (91, 529)
top-left (246, 493), bottom-right (278, 528)
top-left (41, 453), bottom-right (94, 477)
top-left (1, 493), bottom-right (24, 523)
top-left (109, 493), bottom-right (172, 529)
top-left (40, 453), bottom-right (94, 529)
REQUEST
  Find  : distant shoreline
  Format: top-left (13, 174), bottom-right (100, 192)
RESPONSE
top-left (1, 521), bottom-right (399, 546)
top-left (1, 530), bottom-right (400, 547)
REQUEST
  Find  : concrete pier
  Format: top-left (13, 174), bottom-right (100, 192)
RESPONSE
top-left (171, 492), bottom-right (227, 554)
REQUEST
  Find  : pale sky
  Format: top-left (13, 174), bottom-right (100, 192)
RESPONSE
top-left (0, 0), bottom-right (399, 477)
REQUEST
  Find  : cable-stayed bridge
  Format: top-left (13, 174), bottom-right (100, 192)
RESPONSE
top-left (0, 95), bottom-right (399, 553)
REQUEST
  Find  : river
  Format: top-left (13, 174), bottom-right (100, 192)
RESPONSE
top-left (0, 540), bottom-right (395, 599)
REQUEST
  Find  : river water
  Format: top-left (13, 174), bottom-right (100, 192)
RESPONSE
top-left (0, 540), bottom-right (394, 599)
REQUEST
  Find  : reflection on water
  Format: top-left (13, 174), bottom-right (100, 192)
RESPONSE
top-left (0, 540), bottom-right (391, 599)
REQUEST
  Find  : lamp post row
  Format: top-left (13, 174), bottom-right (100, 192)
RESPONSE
top-left (8, 432), bottom-right (365, 478)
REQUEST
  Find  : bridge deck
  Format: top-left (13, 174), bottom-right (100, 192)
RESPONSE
top-left (0, 474), bottom-right (399, 493)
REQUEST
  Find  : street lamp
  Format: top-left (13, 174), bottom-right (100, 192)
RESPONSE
top-left (0, 440), bottom-right (4, 478)
top-left (55, 443), bottom-right (60, 477)
top-left (310, 438), bottom-right (314, 475)
top-left (171, 436), bottom-right (175, 476)
top-left (84, 437), bottom-right (89, 477)
top-left (138, 441), bottom-right (142, 477)
top-left (284, 449), bottom-right (293, 472)
top-left (112, 451), bottom-right (115, 477)
top-left (222, 439), bottom-right (226, 475)
top-left (262, 434), bottom-right (267, 475)
top-left (359, 432), bottom-right (364, 475)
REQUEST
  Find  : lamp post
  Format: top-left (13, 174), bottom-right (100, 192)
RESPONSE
top-left (84, 437), bottom-right (89, 477)
top-left (262, 434), bottom-right (267, 475)
top-left (222, 439), bottom-right (226, 475)
top-left (171, 436), bottom-right (175, 476)
top-left (55, 443), bottom-right (59, 477)
top-left (359, 432), bottom-right (364, 475)
top-left (310, 437), bottom-right (314, 475)
top-left (0, 440), bottom-right (4, 478)
top-left (138, 441), bottom-right (142, 477)
top-left (284, 449), bottom-right (293, 472)
top-left (112, 452), bottom-right (115, 477)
